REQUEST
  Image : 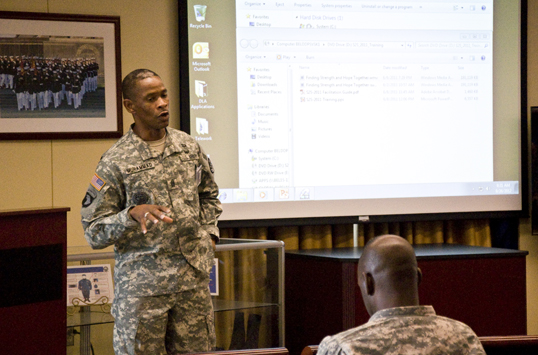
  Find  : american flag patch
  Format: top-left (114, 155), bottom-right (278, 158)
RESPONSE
top-left (90, 174), bottom-right (106, 191)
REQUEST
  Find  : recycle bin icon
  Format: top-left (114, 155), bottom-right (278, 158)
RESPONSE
top-left (194, 5), bottom-right (207, 21)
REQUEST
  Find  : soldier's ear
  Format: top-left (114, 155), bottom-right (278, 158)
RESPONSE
top-left (365, 272), bottom-right (375, 296)
top-left (123, 99), bottom-right (135, 114)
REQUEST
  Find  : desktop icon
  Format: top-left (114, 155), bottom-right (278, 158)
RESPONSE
top-left (254, 189), bottom-right (272, 202)
top-left (194, 5), bottom-right (207, 22)
top-left (193, 42), bottom-right (209, 59)
top-left (195, 80), bottom-right (208, 98)
top-left (300, 189), bottom-right (311, 200)
top-left (196, 117), bottom-right (209, 134)
top-left (235, 190), bottom-right (249, 202)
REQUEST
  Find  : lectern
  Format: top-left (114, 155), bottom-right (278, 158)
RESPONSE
top-left (0, 207), bottom-right (69, 354)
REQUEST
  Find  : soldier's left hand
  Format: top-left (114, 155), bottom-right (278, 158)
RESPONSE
top-left (130, 204), bottom-right (174, 234)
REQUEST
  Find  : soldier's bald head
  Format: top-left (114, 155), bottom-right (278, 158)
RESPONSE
top-left (358, 234), bottom-right (421, 315)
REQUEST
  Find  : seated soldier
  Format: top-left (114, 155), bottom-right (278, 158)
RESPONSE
top-left (317, 234), bottom-right (486, 355)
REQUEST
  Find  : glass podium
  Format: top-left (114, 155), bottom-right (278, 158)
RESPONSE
top-left (67, 238), bottom-right (285, 354)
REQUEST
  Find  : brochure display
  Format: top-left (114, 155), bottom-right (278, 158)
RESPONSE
top-left (67, 264), bottom-right (114, 312)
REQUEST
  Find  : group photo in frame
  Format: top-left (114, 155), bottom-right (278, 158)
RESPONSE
top-left (0, 11), bottom-right (122, 140)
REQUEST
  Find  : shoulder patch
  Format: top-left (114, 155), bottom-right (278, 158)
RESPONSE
top-left (82, 190), bottom-right (97, 208)
top-left (90, 173), bottom-right (106, 191)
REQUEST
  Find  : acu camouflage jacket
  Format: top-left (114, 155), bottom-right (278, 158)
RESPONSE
top-left (81, 127), bottom-right (222, 298)
top-left (317, 305), bottom-right (486, 355)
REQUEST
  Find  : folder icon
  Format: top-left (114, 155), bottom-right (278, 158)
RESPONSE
top-left (195, 80), bottom-right (207, 98)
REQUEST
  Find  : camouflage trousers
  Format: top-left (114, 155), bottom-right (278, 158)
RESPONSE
top-left (111, 286), bottom-right (216, 355)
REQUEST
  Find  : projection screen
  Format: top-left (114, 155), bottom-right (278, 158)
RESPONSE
top-left (179, 0), bottom-right (526, 225)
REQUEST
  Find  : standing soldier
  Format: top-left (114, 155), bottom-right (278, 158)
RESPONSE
top-left (0, 56), bottom-right (6, 89)
top-left (7, 56), bottom-right (16, 89)
top-left (52, 70), bottom-right (62, 108)
top-left (29, 69), bottom-right (38, 111)
top-left (43, 67), bottom-right (52, 109)
top-left (72, 71), bottom-right (82, 109)
top-left (64, 68), bottom-right (73, 106)
top-left (14, 67), bottom-right (26, 111)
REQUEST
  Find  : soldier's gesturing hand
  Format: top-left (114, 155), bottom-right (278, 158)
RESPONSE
top-left (130, 204), bottom-right (174, 234)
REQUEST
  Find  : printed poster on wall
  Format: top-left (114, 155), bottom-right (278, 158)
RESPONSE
top-left (209, 258), bottom-right (219, 296)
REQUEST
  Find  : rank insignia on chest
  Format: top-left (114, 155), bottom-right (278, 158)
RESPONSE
top-left (168, 179), bottom-right (180, 190)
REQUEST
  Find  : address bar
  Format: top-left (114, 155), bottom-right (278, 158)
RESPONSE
top-left (264, 40), bottom-right (408, 50)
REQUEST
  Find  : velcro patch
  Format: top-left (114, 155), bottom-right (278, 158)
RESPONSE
top-left (126, 161), bottom-right (155, 174)
top-left (82, 190), bottom-right (97, 207)
top-left (90, 173), bottom-right (106, 191)
top-left (132, 190), bottom-right (151, 205)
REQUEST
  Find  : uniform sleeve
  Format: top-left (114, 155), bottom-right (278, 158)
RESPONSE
top-left (80, 162), bottom-right (138, 249)
top-left (464, 329), bottom-right (487, 355)
top-left (197, 144), bottom-right (223, 239)
top-left (317, 336), bottom-right (345, 355)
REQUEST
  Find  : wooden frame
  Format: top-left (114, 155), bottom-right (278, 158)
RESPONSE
top-left (0, 11), bottom-right (122, 140)
top-left (531, 106), bottom-right (538, 234)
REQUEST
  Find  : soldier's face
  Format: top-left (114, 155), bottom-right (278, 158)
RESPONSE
top-left (126, 76), bottom-right (170, 135)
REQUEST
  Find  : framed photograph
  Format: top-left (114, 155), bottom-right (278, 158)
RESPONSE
top-left (0, 11), bottom-right (122, 140)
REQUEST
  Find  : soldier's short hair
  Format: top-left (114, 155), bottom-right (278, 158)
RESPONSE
top-left (122, 69), bottom-right (159, 100)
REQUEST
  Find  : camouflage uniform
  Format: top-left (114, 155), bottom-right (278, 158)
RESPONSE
top-left (317, 306), bottom-right (486, 355)
top-left (81, 126), bottom-right (222, 355)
